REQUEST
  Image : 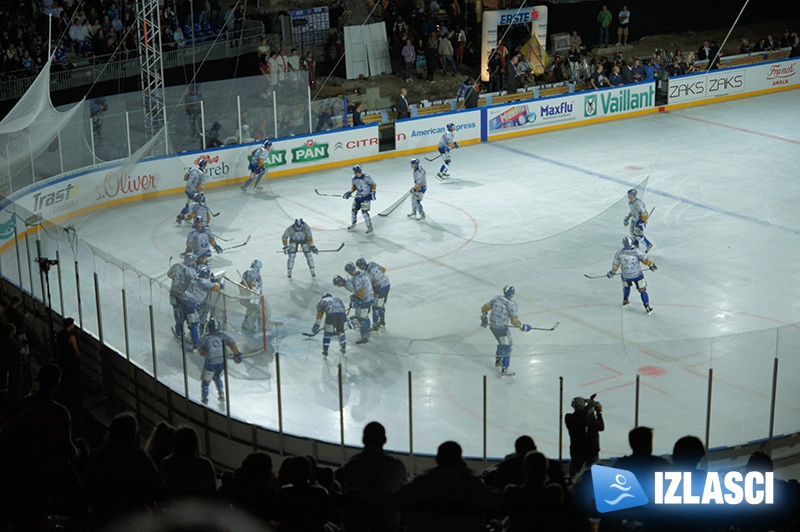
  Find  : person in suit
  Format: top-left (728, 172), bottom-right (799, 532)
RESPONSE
top-left (395, 87), bottom-right (409, 119)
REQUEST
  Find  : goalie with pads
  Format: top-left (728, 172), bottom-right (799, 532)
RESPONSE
top-left (240, 259), bottom-right (264, 332)
top-left (241, 140), bottom-right (273, 191)
top-left (480, 285), bottom-right (533, 378)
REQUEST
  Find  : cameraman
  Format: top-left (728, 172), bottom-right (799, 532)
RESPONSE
top-left (565, 394), bottom-right (604, 477)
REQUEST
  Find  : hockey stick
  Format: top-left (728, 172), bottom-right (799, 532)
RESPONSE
top-left (319, 243), bottom-right (345, 253)
top-left (274, 243), bottom-right (345, 253)
top-left (378, 191), bottom-right (411, 217)
top-left (302, 331), bottom-right (319, 337)
top-left (203, 202), bottom-right (220, 217)
top-left (224, 235), bottom-right (251, 251)
top-left (523, 322), bottom-right (560, 332)
top-left (315, 189), bottom-right (342, 197)
top-left (584, 273), bottom-right (618, 279)
top-left (424, 154), bottom-right (442, 162)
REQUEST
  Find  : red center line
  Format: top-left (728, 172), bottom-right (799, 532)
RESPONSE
top-left (676, 114), bottom-right (800, 145)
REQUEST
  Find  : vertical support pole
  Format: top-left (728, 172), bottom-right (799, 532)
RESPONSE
top-left (28, 135), bottom-right (35, 181)
top-left (338, 362), bottom-right (345, 466)
top-left (6, 145), bottom-right (13, 194)
top-left (13, 224), bottom-right (23, 297)
top-left (89, 115), bottom-right (96, 165)
top-left (634, 373), bottom-right (640, 428)
top-left (272, 91), bottom-right (278, 139)
top-left (482, 375), bottom-right (487, 470)
top-left (704, 367), bottom-right (713, 451)
top-left (93, 272), bottom-right (103, 344)
top-left (126, 111), bottom-right (132, 157)
top-left (150, 304), bottom-right (158, 382)
top-left (180, 320), bottom-right (190, 412)
top-left (35, 239), bottom-right (46, 306)
top-left (558, 375), bottom-right (564, 462)
top-left (55, 249), bottom-right (64, 316)
top-left (24, 234), bottom-right (34, 303)
top-left (57, 130), bottom-right (64, 175)
top-left (200, 100), bottom-right (206, 150)
top-left (408, 370), bottom-right (414, 476)
top-left (275, 351), bottom-right (284, 455)
top-left (237, 95), bottom-right (243, 143)
top-left (767, 355), bottom-right (779, 455)
top-left (222, 339), bottom-right (232, 439)
top-left (122, 288), bottom-right (140, 413)
top-left (307, 86), bottom-right (312, 133)
top-left (75, 260), bottom-right (83, 328)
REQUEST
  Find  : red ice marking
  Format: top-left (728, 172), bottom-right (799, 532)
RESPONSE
top-left (638, 365), bottom-right (666, 377)
top-left (677, 114), bottom-right (800, 145)
top-left (625, 165), bottom-right (645, 171)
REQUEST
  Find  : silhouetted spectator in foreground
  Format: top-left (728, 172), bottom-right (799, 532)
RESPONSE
top-left (82, 412), bottom-right (164, 524)
top-left (160, 426), bottom-right (217, 498)
top-left (3, 364), bottom-right (85, 521)
top-left (222, 452), bottom-right (278, 524)
top-left (493, 435), bottom-right (537, 490)
top-left (391, 441), bottom-right (499, 531)
top-left (273, 456), bottom-right (338, 531)
top-left (342, 421), bottom-right (407, 531)
top-left (502, 451), bottom-right (565, 531)
top-left (144, 420), bottom-right (176, 468)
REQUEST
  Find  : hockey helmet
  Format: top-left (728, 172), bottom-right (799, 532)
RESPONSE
top-left (294, 218), bottom-right (304, 229)
top-left (198, 266), bottom-right (211, 278)
top-left (193, 192), bottom-right (205, 203)
top-left (345, 262), bottom-right (357, 275)
top-left (622, 236), bottom-right (635, 249)
top-left (198, 159), bottom-right (208, 168)
top-left (410, 158), bottom-right (420, 167)
top-left (355, 258), bottom-right (368, 270)
top-left (353, 164), bottom-right (363, 175)
top-left (333, 275), bottom-right (346, 287)
top-left (251, 259), bottom-right (262, 271)
top-left (184, 252), bottom-right (197, 264)
top-left (322, 292), bottom-right (332, 299)
top-left (198, 250), bottom-right (212, 262)
top-left (207, 318), bottom-right (220, 333)
top-left (447, 122), bottom-right (455, 131)
top-left (193, 216), bottom-right (204, 226)
top-left (627, 188), bottom-right (637, 199)
top-left (263, 139), bottom-right (273, 150)
top-left (211, 122), bottom-right (220, 130)
top-left (503, 285), bottom-right (515, 298)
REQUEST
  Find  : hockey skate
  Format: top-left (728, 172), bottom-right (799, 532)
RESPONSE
top-left (240, 185), bottom-right (248, 191)
top-left (322, 348), bottom-right (328, 357)
top-left (310, 268), bottom-right (316, 278)
top-left (379, 318), bottom-right (386, 328)
top-left (218, 392), bottom-right (225, 402)
top-left (645, 305), bottom-right (653, 315)
top-left (408, 212), bottom-right (417, 218)
top-left (201, 396), bottom-right (208, 404)
top-left (622, 298), bottom-right (630, 307)
top-left (347, 224), bottom-right (356, 230)
top-left (287, 269), bottom-right (292, 279)
top-left (436, 172), bottom-right (446, 180)
top-left (645, 243), bottom-right (654, 253)
top-left (355, 337), bottom-right (370, 345)
top-left (501, 368), bottom-right (516, 378)
top-left (365, 227), bottom-right (373, 234)
top-left (371, 322), bottom-right (381, 332)
top-left (341, 346), bottom-right (346, 355)
top-left (254, 186), bottom-right (264, 191)
top-left (419, 212), bottom-right (426, 220)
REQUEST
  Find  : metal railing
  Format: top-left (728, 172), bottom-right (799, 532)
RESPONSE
top-left (0, 21), bottom-right (264, 102)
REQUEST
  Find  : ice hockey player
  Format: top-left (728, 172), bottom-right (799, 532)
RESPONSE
top-left (624, 188), bottom-right (653, 252)
top-left (311, 292), bottom-right (348, 356)
top-left (197, 318), bottom-right (242, 404)
top-left (607, 236), bottom-right (657, 314)
top-left (241, 140), bottom-right (273, 191)
top-left (179, 193), bottom-right (211, 225)
top-left (282, 218), bottom-right (318, 279)
top-left (408, 158), bottom-right (427, 220)
top-left (356, 258), bottom-right (390, 331)
top-left (480, 285), bottom-right (533, 378)
top-left (241, 259), bottom-right (263, 332)
top-left (167, 253), bottom-right (198, 337)
top-left (343, 164), bottom-right (376, 233)
top-left (436, 122), bottom-right (459, 179)
top-left (334, 262), bottom-right (374, 344)
top-left (182, 266), bottom-right (224, 348)
top-left (186, 216), bottom-right (223, 258)
top-left (177, 159), bottom-right (209, 223)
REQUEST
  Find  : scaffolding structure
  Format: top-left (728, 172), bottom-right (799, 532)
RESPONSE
top-left (136, 0), bottom-right (168, 150)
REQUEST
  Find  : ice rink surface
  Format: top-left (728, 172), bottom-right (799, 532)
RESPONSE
top-left (29, 90), bottom-right (800, 460)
